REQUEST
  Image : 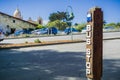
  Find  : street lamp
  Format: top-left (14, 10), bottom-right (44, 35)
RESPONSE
top-left (66, 5), bottom-right (74, 40)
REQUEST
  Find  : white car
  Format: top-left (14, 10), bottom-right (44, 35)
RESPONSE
top-left (103, 26), bottom-right (115, 32)
top-left (0, 30), bottom-right (4, 41)
top-left (81, 27), bottom-right (86, 33)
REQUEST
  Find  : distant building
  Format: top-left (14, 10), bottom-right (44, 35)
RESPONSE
top-left (28, 16), bottom-right (43, 25)
top-left (13, 8), bottom-right (23, 19)
top-left (37, 16), bottom-right (43, 24)
top-left (0, 8), bottom-right (42, 34)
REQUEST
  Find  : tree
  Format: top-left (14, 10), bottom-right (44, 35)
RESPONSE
top-left (116, 22), bottom-right (120, 29)
top-left (74, 23), bottom-right (78, 26)
top-left (75, 23), bottom-right (86, 32)
top-left (103, 20), bottom-right (107, 26)
top-left (48, 11), bottom-right (75, 30)
top-left (47, 20), bottom-right (68, 30)
top-left (103, 20), bottom-right (107, 28)
top-left (49, 11), bottom-right (74, 22)
top-left (49, 11), bottom-right (66, 22)
top-left (36, 24), bottom-right (45, 29)
top-left (105, 22), bottom-right (116, 28)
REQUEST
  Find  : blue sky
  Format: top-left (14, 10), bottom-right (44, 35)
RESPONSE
top-left (0, 0), bottom-right (120, 24)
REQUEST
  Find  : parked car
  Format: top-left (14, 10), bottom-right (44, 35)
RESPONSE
top-left (103, 26), bottom-right (115, 32)
top-left (81, 27), bottom-right (86, 33)
top-left (14, 29), bottom-right (31, 36)
top-left (57, 30), bottom-right (65, 35)
top-left (64, 27), bottom-right (79, 35)
top-left (0, 29), bottom-right (4, 41)
top-left (31, 27), bottom-right (58, 35)
top-left (49, 27), bottom-right (58, 35)
top-left (31, 28), bottom-right (48, 35)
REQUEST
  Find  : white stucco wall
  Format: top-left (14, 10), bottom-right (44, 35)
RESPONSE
top-left (0, 13), bottom-right (36, 31)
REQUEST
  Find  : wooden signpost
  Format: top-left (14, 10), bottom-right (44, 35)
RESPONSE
top-left (86, 7), bottom-right (103, 80)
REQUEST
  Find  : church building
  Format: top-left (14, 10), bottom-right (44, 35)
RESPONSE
top-left (0, 8), bottom-right (42, 34)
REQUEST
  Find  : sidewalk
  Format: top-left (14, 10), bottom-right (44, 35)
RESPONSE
top-left (0, 40), bottom-right (85, 49)
top-left (0, 37), bottom-right (120, 49)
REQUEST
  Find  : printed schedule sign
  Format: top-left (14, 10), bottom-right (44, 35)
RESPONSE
top-left (86, 7), bottom-right (103, 80)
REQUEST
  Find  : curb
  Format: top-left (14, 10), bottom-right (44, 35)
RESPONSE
top-left (0, 40), bottom-right (85, 49)
top-left (104, 37), bottom-right (120, 40)
top-left (1, 37), bottom-right (120, 49)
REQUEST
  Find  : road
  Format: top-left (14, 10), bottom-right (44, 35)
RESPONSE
top-left (1, 32), bottom-right (120, 44)
top-left (0, 39), bottom-right (120, 80)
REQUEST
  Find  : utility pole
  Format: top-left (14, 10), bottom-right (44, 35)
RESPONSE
top-left (86, 7), bottom-right (103, 80)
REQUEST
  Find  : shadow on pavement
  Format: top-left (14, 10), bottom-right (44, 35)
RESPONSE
top-left (102, 59), bottom-right (120, 80)
top-left (0, 49), bottom-right (86, 80)
top-left (0, 49), bottom-right (120, 80)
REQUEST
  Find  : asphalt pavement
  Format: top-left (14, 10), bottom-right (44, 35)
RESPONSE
top-left (0, 39), bottom-right (120, 80)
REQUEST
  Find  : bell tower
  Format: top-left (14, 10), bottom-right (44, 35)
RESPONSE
top-left (13, 8), bottom-right (22, 19)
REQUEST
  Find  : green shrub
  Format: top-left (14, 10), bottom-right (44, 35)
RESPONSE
top-left (34, 39), bottom-right (41, 43)
top-left (25, 41), bottom-right (28, 44)
top-left (75, 23), bottom-right (86, 32)
top-left (23, 34), bottom-right (30, 38)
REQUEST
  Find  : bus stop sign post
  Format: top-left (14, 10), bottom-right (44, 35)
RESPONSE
top-left (86, 7), bottom-right (103, 80)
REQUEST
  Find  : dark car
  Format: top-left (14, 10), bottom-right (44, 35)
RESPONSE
top-left (14, 29), bottom-right (31, 36)
top-left (48, 27), bottom-right (58, 35)
top-left (14, 30), bottom-right (23, 36)
top-left (64, 27), bottom-right (78, 35)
